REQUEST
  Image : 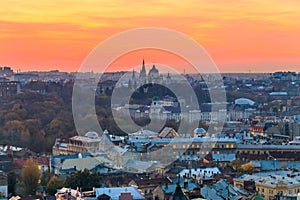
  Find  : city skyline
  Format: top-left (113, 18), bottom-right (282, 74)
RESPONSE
top-left (1, 0), bottom-right (300, 73)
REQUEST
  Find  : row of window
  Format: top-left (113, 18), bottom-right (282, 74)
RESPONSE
top-left (172, 143), bottom-right (235, 149)
top-left (257, 187), bottom-right (300, 195)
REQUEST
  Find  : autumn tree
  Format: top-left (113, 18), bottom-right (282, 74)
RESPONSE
top-left (21, 158), bottom-right (40, 195)
top-left (230, 160), bottom-right (241, 171)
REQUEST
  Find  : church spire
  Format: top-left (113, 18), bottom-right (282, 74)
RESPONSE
top-left (132, 69), bottom-right (135, 79)
top-left (139, 59), bottom-right (146, 78)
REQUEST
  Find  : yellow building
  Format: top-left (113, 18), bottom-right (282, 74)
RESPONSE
top-left (234, 171), bottom-right (300, 200)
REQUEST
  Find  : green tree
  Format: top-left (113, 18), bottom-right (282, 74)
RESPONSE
top-left (8, 171), bottom-right (17, 195)
top-left (40, 170), bottom-right (50, 188)
top-left (21, 158), bottom-right (40, 195)
top-left (65, 169), bottom-right (102, 191)
top-left (46, 176), bottom-right (65, 195)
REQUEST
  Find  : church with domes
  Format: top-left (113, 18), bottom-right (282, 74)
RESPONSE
top-left (139, 59), bottom-right (160, 81)
top-left (131, 59), bottom-right (171, 85)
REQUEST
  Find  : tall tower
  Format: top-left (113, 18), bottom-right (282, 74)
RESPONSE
top-left (139, 59), bottom-right (146, 79)
top-left (132, 69), bottom-right (136, 79)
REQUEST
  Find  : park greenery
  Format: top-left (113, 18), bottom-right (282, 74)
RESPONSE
top-left (0, 83), bottom-right (205, 153)
top-left (0, 81), bottom-right (245, 153)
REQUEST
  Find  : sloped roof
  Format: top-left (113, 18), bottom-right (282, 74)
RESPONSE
top-left (169, 184), bottom-right (189, 200)
top-left (61, 156), bottom-right (112, 171)
top-left (95, 187), bottom-right (145, 200)
top-left (162, 180), bottom-right (199, 194)
top-left (159, 127), bottom-right (179, 138)
top-left (125, 159), bottom-right (155, 173)
top-left (132, 177), bottom-right (171, 188)
top-left (201, 179), bottom-right (246, 200)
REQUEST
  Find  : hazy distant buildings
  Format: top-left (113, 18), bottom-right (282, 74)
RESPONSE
top-left (0, 66), bottom-right (13, 79)
top-left (131, 59), bottom-right (165, 85)
top-left (0, 81), bottom-right (20, 97)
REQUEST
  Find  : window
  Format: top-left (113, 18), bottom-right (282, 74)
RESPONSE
top-left (269, 190), bottom-right (273, 194)
top-left (173, 144), bottom-right (176, 149)
top-left (226, 144), bottom-right (229, 148)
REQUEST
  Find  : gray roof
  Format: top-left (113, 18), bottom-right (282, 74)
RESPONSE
top-left (128, 137), bottom-right (236, 144)
top-left (162, 181), bottom-right (199, 194)
top-left (61, 156), bottom-right (112, 171)
top-left (95, 187), bottom-right (145, 200)
top-left (178, 167), bottom-right (220, 178)
top-left (235, 170), bottom-right (300, 188)
top-left (237, 144), bottom-right (300, 150)
top-left (201, 179), bottom-right (246, 200)
top-left (124, 159), bottom-right (155, 173)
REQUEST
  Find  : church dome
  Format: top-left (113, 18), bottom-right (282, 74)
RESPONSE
top-left (85, 131), bottom-right (99, 139)
top-left (234, 98), bottom-right (255, 106)
top-left (149, 64), bottom-right (159, 77)
top-left (193, 128), bottom-right (206, 134)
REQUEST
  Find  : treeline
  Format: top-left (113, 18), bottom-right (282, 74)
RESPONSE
top-left (0, 81), bottom-right (212, 153)
top-left (0, 91), bottom-right (76, 152)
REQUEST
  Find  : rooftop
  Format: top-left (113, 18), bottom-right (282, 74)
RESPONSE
top-left (95, 187), bottom-right (145, 200)
top-left (235, 170), bottom-right (300, 188)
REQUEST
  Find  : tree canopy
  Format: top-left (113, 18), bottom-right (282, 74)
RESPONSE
top-left (21, 158), bottom-right (40, 195)
top-left (64, 169), bottom-right (102, 191)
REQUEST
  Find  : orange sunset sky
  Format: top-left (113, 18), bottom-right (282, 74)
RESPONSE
top-left (0, 0), bottom-right (300, 73)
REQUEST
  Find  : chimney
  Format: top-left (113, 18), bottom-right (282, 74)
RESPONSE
top-left (184, 179), bottom-right (188, 189)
